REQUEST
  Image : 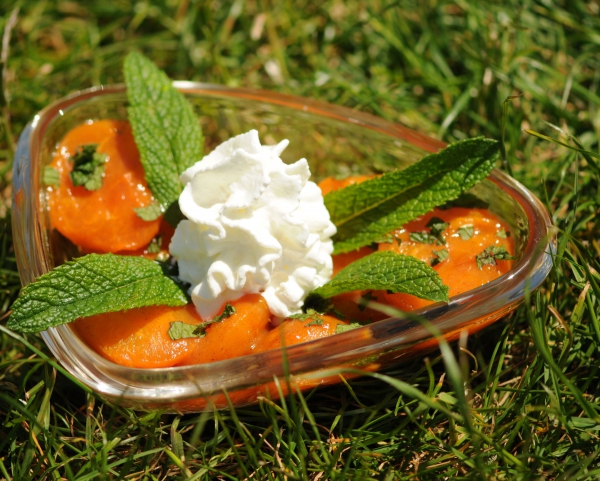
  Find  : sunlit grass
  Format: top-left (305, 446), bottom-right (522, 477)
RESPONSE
top-left (2, 0), bottom-right (600, 479)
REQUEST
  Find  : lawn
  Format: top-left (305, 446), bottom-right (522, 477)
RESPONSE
top-left (1, 0), bottom-right (600, 479)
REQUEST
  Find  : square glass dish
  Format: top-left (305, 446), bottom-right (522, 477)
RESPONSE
top-left (11, 83), bottom-right (554, 411)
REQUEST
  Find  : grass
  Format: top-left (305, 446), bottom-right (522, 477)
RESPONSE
top-left (2, 0), bottom-right (600, 479)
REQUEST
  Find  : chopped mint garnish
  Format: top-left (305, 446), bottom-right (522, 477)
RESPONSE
top-left (409, 231), bottom-right (438, 244)
top-left (69, 144), bottom-right (106, 191)
top-left (458, 225), bottom-right (474, 240)
top-left (288, 309), bottom-right (326, 326)
top-left (476, 245), bottom-right (516, 269)
top-left (213, 303), bottom-right (236, 323)
top-left (336, 322), bottom-right (363, 334)
top-left (289, 309), bottom-right (323, 322)
top-left (426, 217), bottom-right (449, 244)
top-left (167, 322), bottom-right (202, 340)
top-left (496, 228), bottom-right (510, 239)
top-left (147, 236), bottom-right (162, 254)
top-left (168, 303), bottom-right (236, 340)
top-left (135, 200), bottom-right (163, 222)
top-left (431, 248), bottom-right (449, 267)
top-left (410, 217), bottom-right (448, 245)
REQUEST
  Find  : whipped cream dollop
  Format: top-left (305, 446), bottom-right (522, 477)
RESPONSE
top-left (169, 130), bottom-right (336, 319)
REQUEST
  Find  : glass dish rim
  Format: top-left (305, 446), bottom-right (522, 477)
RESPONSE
top-left (11, 82), bottom-right (555, 405)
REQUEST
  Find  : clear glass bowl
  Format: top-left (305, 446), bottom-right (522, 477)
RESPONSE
top-left (11, 83), bottom-right (554, 411)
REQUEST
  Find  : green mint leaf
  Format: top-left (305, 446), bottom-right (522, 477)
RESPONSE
top-left (289, 309), bottom-right (323, 322)
top-left (475, 245), bottom-right (516, 270)
top-left (213, 303), bottom-right (236, 323)
top-left (167, 303), bottom-right (236, 340)
top-left (409, 231), bottom-right (437, 244)
top-left (458, 225), bottom-right (474, 240)
top-left (43, 166), bottom-right (60, 187)
top-left (168, 321), bottom-right (205, 341)
top-left (308, 251), bottom-right (449, 303)
top-left (409, 217), bottom-right (449, 246)
top-left (496, 228), bottom-right (510, 239)
top-left (135, 200), bottom-right (163, 222)
top-left (147, 236), bottom-right (162, 254)
top-left (336, 322), bottom-right (362, 334)
top-left (431, 248), bottom-right (449, 267)
top-left (7, 253), bottom-right (188, 333)
top-left (69, 144), bottom-right (106, 191)
top-left (426, 217), bottom-right (449, 232)
top-left (325, 138), bottom-right (500, 254)
top-left (124, 52), bottom-right (204, 215)
top-left (426, 217), bottom-right (448, 244)
top-left (306, 318), bottom-right (324, 326)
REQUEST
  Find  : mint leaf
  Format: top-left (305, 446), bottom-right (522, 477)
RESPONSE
top-left (411, 218), bottom-right (448, 246)
top-left (124, 52), bottom-right (204, 215)
top-left (167, 303), bottom-right (236, 340)
top-left (43, 166), bottom-right (60, 187)
top-left (431, 248), bottom-right (449, 267)
top-left (496, 228), bottom-right (510, 239)
top-left (7, 254), bottom-right (188, 333)
top-left (289, 309), bottom-right (323, 322)
top-left (308, 251), bottom-right (449, 303)
top-left (168, 322), bottom-right (202, 341)
top-left (213, 303), bottom-right (236, 323)
top-left (458, 225), bottom-right (474, 240)
top-left (409, 231), bottom-right (438, 244)
top-left (147, 236), bottom-right (162, 254)
top-left (426, 217), bottom-right (449, 244)
top-left (475, 245), bottom-right (516, 269)
top-left (135, 200), bottom-right (163, 222)
top-left (325, 138), bottom-right (500, 254)
top-left (69, 144), bottom-right (106, 191)
top-left (336, 322), bottom-right (362, 334)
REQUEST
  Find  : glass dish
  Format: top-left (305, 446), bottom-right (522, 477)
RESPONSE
top-left (11, 83), bottom-right (554, 411)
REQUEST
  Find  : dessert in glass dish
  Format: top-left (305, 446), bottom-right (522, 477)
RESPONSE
top-left (10, 54), bottom-right (554, 410)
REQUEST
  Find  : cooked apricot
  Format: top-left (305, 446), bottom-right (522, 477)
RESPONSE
top-left (176, 294), bottom-right (272, 365)
top-left (72, 304), bottom-right (203, 368)
top-left (329, 290), bottom-right (390, 323)
top-left (379, 207), bottom-right (514, 312)
top-left (47, 120), bottom-right (161, 253)
top-left (67, 164), bottom-right (516, 369)
top-left (254, 314), bottom-right (349, 352)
